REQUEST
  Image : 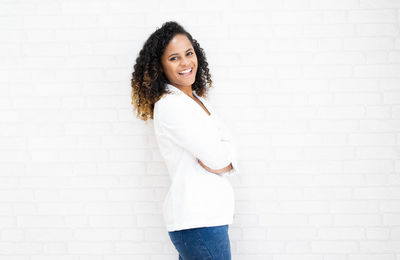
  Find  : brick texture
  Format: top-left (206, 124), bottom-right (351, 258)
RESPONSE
top-left (0, 0), bottom-right (399, 259)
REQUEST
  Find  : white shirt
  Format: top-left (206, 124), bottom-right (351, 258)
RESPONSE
top-left (153, 83), bottom-right (239, 232)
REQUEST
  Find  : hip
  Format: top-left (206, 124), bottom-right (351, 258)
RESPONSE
top-left (168, 224), bottom-right (231, 260)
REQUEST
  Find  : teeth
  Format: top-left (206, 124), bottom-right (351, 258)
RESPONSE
top-left (179, 68), bottom-right (192, 74)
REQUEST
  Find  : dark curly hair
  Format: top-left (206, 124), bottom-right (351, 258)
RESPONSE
top-left (131, 21), bottom-right (213, 121)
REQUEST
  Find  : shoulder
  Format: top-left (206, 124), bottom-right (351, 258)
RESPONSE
top-left (155, 92), bottom-right (184, 110)
top-left (154, 92), bottom-right (189, 121)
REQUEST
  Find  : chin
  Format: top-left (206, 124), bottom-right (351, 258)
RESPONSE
top-left (176, 77), bottom-right (196, 86)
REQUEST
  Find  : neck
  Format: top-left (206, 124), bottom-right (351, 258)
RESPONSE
top-left (172, 84), bottom-right (193, 98)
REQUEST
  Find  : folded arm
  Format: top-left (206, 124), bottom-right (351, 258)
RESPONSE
top-left (197, 159), bottom-right (233, 175)
top-left (155, 97), bottom-right (233, 170)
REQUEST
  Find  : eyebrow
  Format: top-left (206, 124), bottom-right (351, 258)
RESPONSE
top-left (168, 48), bottom-right (193, 58)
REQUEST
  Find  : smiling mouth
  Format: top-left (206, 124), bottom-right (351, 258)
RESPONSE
top-left (178, 68), bottom-right (193, 76)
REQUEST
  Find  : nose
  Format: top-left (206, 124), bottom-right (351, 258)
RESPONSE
top-left (180, 56), bottom-right (190, 66)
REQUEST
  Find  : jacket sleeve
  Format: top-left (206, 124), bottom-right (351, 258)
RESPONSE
top-left (154, 97), bottom-right (233, 170)
top-left (213, 113), bottom-right (240, 176)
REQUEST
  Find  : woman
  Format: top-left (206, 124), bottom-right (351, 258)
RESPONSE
top-left (131, 21), bottom-right (239, 260)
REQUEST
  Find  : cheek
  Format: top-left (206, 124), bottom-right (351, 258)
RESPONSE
top-left (163, 62), bottom-right (179, 78)
top-left (192, 55), bottom-right (198, 65)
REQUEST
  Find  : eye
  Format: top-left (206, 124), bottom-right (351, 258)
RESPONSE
top-left (187, 52), bottom-right (193, 56)
top-left (169, 57), bottom-right (177, 61)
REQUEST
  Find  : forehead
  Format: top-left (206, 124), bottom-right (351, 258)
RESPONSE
top-left (164, 34), bottom-right (193, 53)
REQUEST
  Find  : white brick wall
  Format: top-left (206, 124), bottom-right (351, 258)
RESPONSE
top-left (0, 0), bottom-right (399, 259)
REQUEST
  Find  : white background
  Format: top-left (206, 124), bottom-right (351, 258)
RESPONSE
top-left (1, 0), bottom-right (400, 259)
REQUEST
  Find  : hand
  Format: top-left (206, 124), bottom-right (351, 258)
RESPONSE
top-left (197, 159), bottom-right (233, 175)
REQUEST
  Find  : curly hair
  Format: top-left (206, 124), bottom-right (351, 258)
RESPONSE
top-left (131, 21), bottom-right (213, 121)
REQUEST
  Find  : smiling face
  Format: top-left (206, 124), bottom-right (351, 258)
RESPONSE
top-left (161, 33), bottom-right (198, 89)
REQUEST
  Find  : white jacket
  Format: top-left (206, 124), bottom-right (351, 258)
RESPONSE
top-left (153, 83), bottom-right (239, 231)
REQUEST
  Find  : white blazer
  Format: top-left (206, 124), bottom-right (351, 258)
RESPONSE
top-left (153, 83), bottom-right (239, 232)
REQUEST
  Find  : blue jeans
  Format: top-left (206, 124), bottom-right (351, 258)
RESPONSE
top-left (168, 224), bottom-right (231, 260)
